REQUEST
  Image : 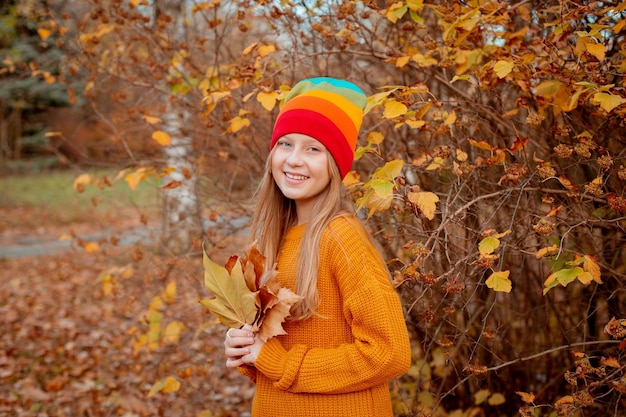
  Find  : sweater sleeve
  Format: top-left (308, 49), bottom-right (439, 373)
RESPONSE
top-left (254, 217), bottom-right (411, 394)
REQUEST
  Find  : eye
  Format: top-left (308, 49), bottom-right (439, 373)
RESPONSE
top-left (277, 140), bottom-right (291, 148)
top-left (309, 146), bottom-right (321, 153)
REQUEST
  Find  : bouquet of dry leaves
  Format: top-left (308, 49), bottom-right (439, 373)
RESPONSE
top-left (199, 245), bottom-right (302, 342)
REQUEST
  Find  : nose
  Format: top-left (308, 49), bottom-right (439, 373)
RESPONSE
top-left (286, 147), bottom-right (304, 166)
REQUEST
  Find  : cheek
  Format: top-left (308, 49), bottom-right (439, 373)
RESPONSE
top-left (270, 154), bottom-right (282, 182)
top-left (270, 152), bottom-right (281, 172)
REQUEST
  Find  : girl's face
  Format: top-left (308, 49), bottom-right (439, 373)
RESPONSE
top-left (271, 133), bottom-right (332, 224)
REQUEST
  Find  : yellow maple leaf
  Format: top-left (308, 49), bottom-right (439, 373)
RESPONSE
top-left (478, 236), bottom-right (500, 255)
top-left (73, 173), bottom-right (92, 193)
top-left (396, 56), bottom-right (410, 68)
top-left (468, 138), bottom-right (494, 151)
top-left (84, 241), bottom-right (99, 253)
top-left (488, 393), bottom-right (506, 406)
top-left (494, 59), bottom-right (514, 78)
top-left (162, 281), bottom-right (177, 303)
top-left (383, 99), bottom-right (408, 119)
top-left (367, 131), bottom-right (384, 145)
top-left (162, 321), bottom-right (185, 344)
top-left (125, 167), bottom-right (148, 191)
top-left (227, 116), bottom-right (250, 133)
top-left (143, 115), bottom-right (161, 124)
top-left (535, 80), bottom-right (563, 99)
top-left (405, 119), bottom-right (426, 129)
top-left (426, 156), bottom-right (445, 171)
top-left (148, 376), bottom-right (181, 397)
top-left (585, 42), bottom-right (606, 61)
top-left (592, 92), bottom-right (626, 113)
top-left (486, 270), bottom-right (512, 293)
top-left (342, 171), bottom-right (361, 187)
top-left (407, 191), bottom-right (439, 220)
top-left (474, 389), bottom-right (491, 405)
top-left (258, 44), bottom-right (276, 57)
top-left (536, 244), bottom-right (558, 259)
top-left (582, 254), bottom-right (602, 284)
top-left (37, 28), bottom-right (52, 41)
top-left (257, 91), bottom-right (279, 111)
top-left (444, 111), bottom-right (456, 125)
top-left (152, 130), bottom-right (171, 146)
top-left (385, 2), bottom-right (408, 24)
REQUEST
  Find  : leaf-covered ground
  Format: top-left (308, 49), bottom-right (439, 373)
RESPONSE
top-left (0, 207), bottom-right (255, 417)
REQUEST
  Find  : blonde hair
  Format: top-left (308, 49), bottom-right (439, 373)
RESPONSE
top-left (250, 147), bottom-right (353, 320)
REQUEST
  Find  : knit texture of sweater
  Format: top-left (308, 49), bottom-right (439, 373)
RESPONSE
top-left (240, 216), bottom-right (411, 417)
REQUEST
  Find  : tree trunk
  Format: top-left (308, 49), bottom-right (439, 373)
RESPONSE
top-left (156, 0), bottom-right (201, 254)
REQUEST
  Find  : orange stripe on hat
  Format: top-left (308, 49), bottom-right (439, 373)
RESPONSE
top-left (297, 89), bottom-right (364, 131)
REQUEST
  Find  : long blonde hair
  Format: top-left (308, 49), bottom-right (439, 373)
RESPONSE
top-left (250, 147), bottom-right (353, 320)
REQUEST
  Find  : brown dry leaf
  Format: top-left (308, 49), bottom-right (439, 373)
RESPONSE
top-left (258, 287), bottom-right (303, 342)
top-left (516, 391), bottom-right (536, 404)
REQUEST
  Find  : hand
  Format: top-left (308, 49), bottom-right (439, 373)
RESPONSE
top-left (224, 325), bottom-right (264, 368)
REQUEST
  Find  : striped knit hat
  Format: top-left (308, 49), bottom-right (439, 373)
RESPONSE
top-left (270, 77), bottom-right (367, 178)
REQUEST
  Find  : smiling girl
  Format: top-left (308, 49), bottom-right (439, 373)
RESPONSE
top-left (223, 77), bottom-right (411, 417)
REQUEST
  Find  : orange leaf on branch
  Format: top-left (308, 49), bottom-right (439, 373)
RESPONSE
top-left (199, 244), bottom-right (302, 341)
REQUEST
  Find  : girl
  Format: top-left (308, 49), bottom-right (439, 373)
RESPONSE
top-left (224, 77), bottom-right (411, 417)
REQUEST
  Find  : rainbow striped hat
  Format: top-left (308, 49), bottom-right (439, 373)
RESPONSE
top-left (270, 77), bottom-right (367, 178)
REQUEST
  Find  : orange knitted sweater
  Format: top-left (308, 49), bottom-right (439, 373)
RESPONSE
top-left (240, 216), bottom-right (411, 417)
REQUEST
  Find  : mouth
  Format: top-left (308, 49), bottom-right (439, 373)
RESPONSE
top-left (285, 172), bottom-right (308, 181)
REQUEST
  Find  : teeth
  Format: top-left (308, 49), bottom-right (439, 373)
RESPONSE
top-left (285, 173), bottom-right (307, 180)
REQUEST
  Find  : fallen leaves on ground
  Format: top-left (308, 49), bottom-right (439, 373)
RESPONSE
top-left (0, 240), bottom-right (254, 416)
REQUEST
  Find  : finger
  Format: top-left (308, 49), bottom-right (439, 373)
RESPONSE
top-left (224, 346), bottom-right (250, 359)
top-left (225, 357), bottom-right (243, 368)
top-left (224, 334), bottom-right (254, 348)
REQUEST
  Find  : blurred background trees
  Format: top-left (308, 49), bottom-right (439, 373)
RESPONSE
top-left (1, 0), bottom-right (625, 416)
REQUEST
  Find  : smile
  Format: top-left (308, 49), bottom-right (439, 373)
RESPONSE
top-left (285, 172), bottom-right (308, 181)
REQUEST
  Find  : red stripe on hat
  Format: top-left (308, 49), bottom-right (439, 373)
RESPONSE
top-left (271, 109), bottom-right (354, 178)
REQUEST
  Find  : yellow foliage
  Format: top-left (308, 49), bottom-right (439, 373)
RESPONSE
top-left (125, 167), bottom-right (149, 191)
top-left (162, 280), bottom-right (177, 303)
top-left (258, 44), bottom-right (276, 57)
top-left (151, 130), bottom-right (172, 147)
top-left (396, 56), bottom-right (410, 68)
top-left (73, 173), bottom-right (92, 193)
top-left (591, 92), bottom-right (626, 112)
top-left (535, 244), bottom-right (558, 259)
top-left (148, 376), bottom-right (181, 397)
top-left (383, 100), bottom-right (408, 119)
top-left (407, 191), bottom-right (439, 220)
top-left (143, 115), bottom-right (161, 124)
top-left (83, 241), bottom-right (99, 253)
top-left (162, 321), bottom-right (185, 344)
top-left (494, 59), bottom-right (514, 78)
top-left (227, 116), bottom-right (250, 133)
top-left (37, 28), bottom-right (52, 41)
top-left (257, 91), bottom-right (279, 111)
top-left (486, 270), bottom-right (512, 293)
